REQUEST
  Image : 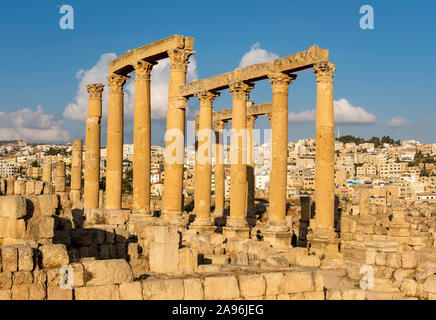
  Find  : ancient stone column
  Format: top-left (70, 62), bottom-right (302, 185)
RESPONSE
top-left (264, 72), bottom-right (295, 247)
top-left (105, 74), bottom-right (129, 210)
top-left (191, 91), bottom-right (219, 231)
top-left (161, 48), bottom-right (195, 220)
top-left (133, 60), bottom-right (154, 214)
top-left (84, 83), bottom-right (104, 209)
top-left (246, 115), bottom-right (257, 224)
top-left (213, 120), bottom-right (227, 217)
top-left (42, 161), bottom-right (52, 185)
top-left (193, 118), bottom-right (199, 215)
top-left (359, 186), bottom-right (370, 217)
top-left (226, 81), bottom-right (254, 234)
top-left (54, 161), bottom-right (66, 193)
top-left (71, 139), bottom-right (83, 202)
top-left (310, 61), bottom-right (338, 255)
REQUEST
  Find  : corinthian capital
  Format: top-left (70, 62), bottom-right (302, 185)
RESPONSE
top-left (267, 72), bottom-right (296, 93)
top-left (107, 74), bottom-right (129, 94)
top-left (213, 120), bottom-right (228, 131)
top-left (194, 90), bottom-right (220, 106)
top-left (86, 83), bottom-right (104, 100)
top-left (228, 81), bottom-right (254, 100)
top-left (167, 48), bottom-right (196, 72)
top-left (313, 61), bottom-right (336, 83)
top-left (133, 60), bottom-right (155, 81)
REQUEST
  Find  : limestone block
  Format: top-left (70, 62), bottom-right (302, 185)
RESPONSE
top-left (1, 246), bottom-right (18, 272)
top-left (393, 269), bottom-right (415, 282)
top-left (415, 267), bottom-right (436, 282)
top-left (0, 195), bottom-right (27, 219)
top-left (25, 181), bottom-right (35, 195)
top-left (6, 179), bottom-right (15, 195)
top-left (238, 274), bottom-right (265, 298)
top-left (203, 254), bottom-right (230, 265)
top-left (39, 244), bottom-right (69, 269)
top-left (12, 284), bottom-right (46, 300)
top-left (0, 217), bottom-right (26, 239)
top-left (28, 284), bottom-right (45, 300)
top-left (106, 209), bottom-right (129, 225)
top-left (266, 255), bottom-right (288, 267)
top-left (119, 282), bottom-right (143, 300)
top-left (47, 286), bottom-right (73, 300)
top-left (341, 288), bottom-right (366, 300)
top-left (0, 272), bottom-right (12, 289)
top-left (373, 278), bottom-right (400, 293)
top-left (149, 242), bottom-right (179, 273)
top-left (38, 217), bottom-right (55, 238)
top-left (17, 245), bottom-right (34, 271)
top-left (264, 295), bottom-right (277, 300)
top-left (38, 195), bottom-right (58, 217)
top-left (303, 291), bottom-right (324, 300)
top-left (143, 279), bottom-right (184, 300)
top-left (184, 278), bottom-right (203, 300)
top-left (82, 259), bottom-right (133, 286)
top-left (313, 271), bottom-right (324, 291)
top-left (283, 247), bottom-right (307, 265)
top-left (70, 263), bottom-right (85, 287)
top-left (276, 294), bottom-right (290, 300)
top-left (386, 253), bottom-right (401, 269)
top-left (401, 251), bottom-right (416, 269)
top-left (154, 225), bottom-right (179, 244)
top-left (178, 247), bottom-right (197, 273)
top-left (284, 271), bottom-right (314, 294)
top-left (401, 279), bottom-right (417, 297)
top-left (0, 289), bottom-right (11, 300)
top-left (33, 270), bottom-right (47, 285)
top-left (423, 275), bottom-right (436, 294)
top-left (375, 253), bottom-right (386, 266)
top-left (262, 272), bottom-right (284, 295)
top-left (46, 268), bottom-right (63, 287)
top-left (14, 180), bottom-right (26, 195)
top-left (203, 276), bottom-right (239, 300)
top-left (326, 289), bottom-right (342, 300)
top-left (0, 179), bottom-right (5, 195)
top-left (70, 229), bottom-right (93, 247)
top-left (75, 284), bottom-right (120, 300)
top-left (34, 181), bottom-right (44, 195)
top-left (296, 255), bottom-right (320, 268)
top-left (13, 271), bottom-right (33, 285)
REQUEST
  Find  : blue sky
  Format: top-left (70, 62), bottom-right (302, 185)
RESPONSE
top-left (0, 0), bottom-right (435, 145)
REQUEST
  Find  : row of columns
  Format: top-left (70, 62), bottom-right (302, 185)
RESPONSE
top-left (191, 62), bottom-right (336, 246)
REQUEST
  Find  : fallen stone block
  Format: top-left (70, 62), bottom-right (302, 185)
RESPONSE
top-left (39, 244), bottom-right (69, 269)
top-left (154, 225), bottom-right (179, 244)
top-left (143, 279), bottom-right (184, 300)
top-left (423, 275), bottom-right (436, 294)
top-left (203, 276), bottom-right (239, 300)
top-left (0, 196), bottom-right (27, 219)
top-left (149, 242), bottom-right (179, 273)
top-left (82, 259), bottom-right (133, 286)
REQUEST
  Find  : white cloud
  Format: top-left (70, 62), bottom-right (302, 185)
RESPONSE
top-left (239, 43), bottom-right (279, 68)
top-left (0, 105), bottom-right (70, 142)
top-left (389, 116), bottom-right (411, 128)
top-left (288, 98), bottom-right (376, 124)
top-left (63, 53), bottom-right (198, 123)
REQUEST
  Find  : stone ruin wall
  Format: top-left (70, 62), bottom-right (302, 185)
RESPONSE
top-left (0, 186), bottom-right (435, 300)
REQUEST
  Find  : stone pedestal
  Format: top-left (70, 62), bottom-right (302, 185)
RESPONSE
top-left (307, 228), bottom-right (341, 259)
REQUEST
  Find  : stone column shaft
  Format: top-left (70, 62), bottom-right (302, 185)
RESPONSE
top-left (228, 81), bottom-right (253, 228)
top-left (84, 83), bottom-right (104, 209)
top-left (246, 115), bottom-right (256, 223)
top-left (54, 161), bottom-right (66, 193)
top-left (71, 139), bottom-right (83, 202)
top-left (105, 74), bottom-right (129, 210)
top-left (162, 48), bottom-right (195, 218)
top-left (359, 186), bottom-right (370, 217)
top-left (192, 91), bottom-right (219, 228)
top-left (313, 62), bottom-right (336, 234)
top-left (133, 61), bottom-right (154, 213)
top-left (193, 119), bottom-right (199, 214)
top-left (42, 161), bottom-right (52, 185)
top-left (267, 73), bottom-right (295, 230)
top-left (213, 121), bottom-right (227, 216)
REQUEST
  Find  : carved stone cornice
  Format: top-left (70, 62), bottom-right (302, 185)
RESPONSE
top-left (107, 74), bottom-right (129, 94)
top-left (213, 120), bottom-right (228, 131)
top-left (194, 90), bottom-right (220, 107)
top-left (133, 60), bottom-right (155, 81)
top-left (265, 112), bottom-right (272, 121)
top-left (86, 83), bottom-right (104, 100)
top-left (267, 72), bottom-right (296, 93)
top-left (247, 115), bottom-right (257, 129)
top-left (167, 48), bottom-right (196, 72)
top-left (228, 81), bottom-right (254, 100)
top-left (313, 61), bottom-right (336, 83)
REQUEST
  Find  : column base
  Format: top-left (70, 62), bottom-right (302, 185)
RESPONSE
top-left (130, 210), bottom-right (156, 224)
top-left (160, 209), bottom-right (187, 227)
top-left (307, 228), bottom-right (341, 259)
top-left (263, 221), bottom-right (291, 248)
top-left (212, 208), bottom-right (224, 218)
top-left (223, 226), bottom-right (250, 239)
top-left (190, 217), bottom-right (216, 232)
